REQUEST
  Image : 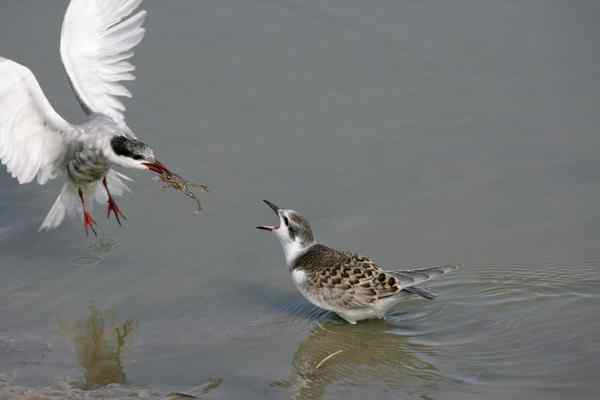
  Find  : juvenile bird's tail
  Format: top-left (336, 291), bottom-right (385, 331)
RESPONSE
top-left (390, 264), bottom-right (458, 299)
top-left (403, 286), bottom-right (437, 300)
top-left (39, 170), bottom-right (131, 231)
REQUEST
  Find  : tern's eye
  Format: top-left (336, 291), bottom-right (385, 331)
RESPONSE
top-left (283, 216), bottom-right (290, 226)
top-left (132, 154), bottom-right (143, 160)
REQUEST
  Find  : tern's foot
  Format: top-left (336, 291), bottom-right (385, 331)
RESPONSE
top-left (106, 197), bottom-right (126, 226)
top-left (83, 210), bottom-right (97, 236)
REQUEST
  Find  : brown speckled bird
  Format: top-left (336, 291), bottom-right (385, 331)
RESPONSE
top-left (257, 200), bottom-right (457, 324)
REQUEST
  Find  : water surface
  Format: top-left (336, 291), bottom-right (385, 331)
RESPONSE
top-left (1, 0), bottom-right (599, 399)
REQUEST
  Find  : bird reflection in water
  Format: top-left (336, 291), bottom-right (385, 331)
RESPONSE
top-left (274, 320), bottom-right (441, 400)
top-left (58, 304), bottom-right (136, 389)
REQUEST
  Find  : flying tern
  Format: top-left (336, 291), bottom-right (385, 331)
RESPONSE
top-left (0, 0), bottom-right (173, 235)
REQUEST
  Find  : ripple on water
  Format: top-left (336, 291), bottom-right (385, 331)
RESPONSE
top-left (272, 264), bottom-right (600, 398)
top-left (396, 264), bottom-right (600, 394)
top-left (70, 237), bottom-right (120, 267)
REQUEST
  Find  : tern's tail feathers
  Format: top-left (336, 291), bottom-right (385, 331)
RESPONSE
top-left (39, 170), bottom-right (131, 231)
top-left (39, 182), bottom-right (83, 231)
top-left (93, 170), bottom-right (132, 204)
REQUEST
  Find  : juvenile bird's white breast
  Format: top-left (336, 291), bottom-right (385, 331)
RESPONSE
top-left (282, 240), bottom-right (311, 267)
top-left (292, 269), bottom-right (307, 286)
top-left (290, 268), bottom-right (334, 313)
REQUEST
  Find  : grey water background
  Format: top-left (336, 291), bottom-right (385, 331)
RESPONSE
top-left (1, 0), bottom-right (600, 399)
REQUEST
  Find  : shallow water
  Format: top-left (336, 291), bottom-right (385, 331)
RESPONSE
top-left (1, 0), bottom-right (600, 399)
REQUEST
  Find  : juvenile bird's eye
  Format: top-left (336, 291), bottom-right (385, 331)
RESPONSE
top-left (283, 216), bottom-right (289, 226)
top-left (132, 155), bottom-right (143, 160)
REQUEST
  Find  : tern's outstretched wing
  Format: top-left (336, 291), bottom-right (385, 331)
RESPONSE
top-left (0, 58), bottom-right (73, 185)
top-left (60, 0), bottom-right (146, 128)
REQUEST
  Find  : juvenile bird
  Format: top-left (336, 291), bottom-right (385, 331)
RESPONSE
top-left (257, 200), bottom-right (457, 324)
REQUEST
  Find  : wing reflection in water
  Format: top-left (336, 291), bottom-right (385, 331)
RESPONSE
top-left (276, 320), bottom-right (442, 400)
top-left (58, 304), bottom-right (136, 389)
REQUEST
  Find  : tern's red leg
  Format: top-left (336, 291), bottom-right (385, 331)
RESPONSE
top-left (102, 177), bottom-right (126, 226)
top-left (78, 188), bottom-right (97, 236)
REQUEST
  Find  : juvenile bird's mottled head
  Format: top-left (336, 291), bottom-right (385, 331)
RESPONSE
top-left (257, 200), bottom-right (316, 266)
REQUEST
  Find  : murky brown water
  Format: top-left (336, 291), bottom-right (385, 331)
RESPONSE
top-left (2, 0), bottom-right (600, 399)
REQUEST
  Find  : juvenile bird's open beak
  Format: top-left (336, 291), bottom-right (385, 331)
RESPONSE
top-left (256, 200), bottom-right (280, 231)
top-left (143, 160), bottom-right (171, 175)
top-left (263, 200), bottom-right (280, 213)
top-left (256, 225), bottom-right (276, 231)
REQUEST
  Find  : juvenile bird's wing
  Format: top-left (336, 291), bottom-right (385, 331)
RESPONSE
top-left (60, 0), bottom-right (146, 131)
top-left (311, 256), bottom-right (457, 308)
top-left (0, 58), bottom-right (73, 185)
top-left (308, 254), bottom-right (387, 309)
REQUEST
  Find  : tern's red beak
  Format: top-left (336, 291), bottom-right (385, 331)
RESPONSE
top-left (143, 160), bottom-right (171, 175)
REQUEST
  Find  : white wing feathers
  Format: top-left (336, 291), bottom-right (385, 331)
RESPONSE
top-left (60, 0), bottom-right (147, 124)
top-left (0, 58), bottom-right (72, 185)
